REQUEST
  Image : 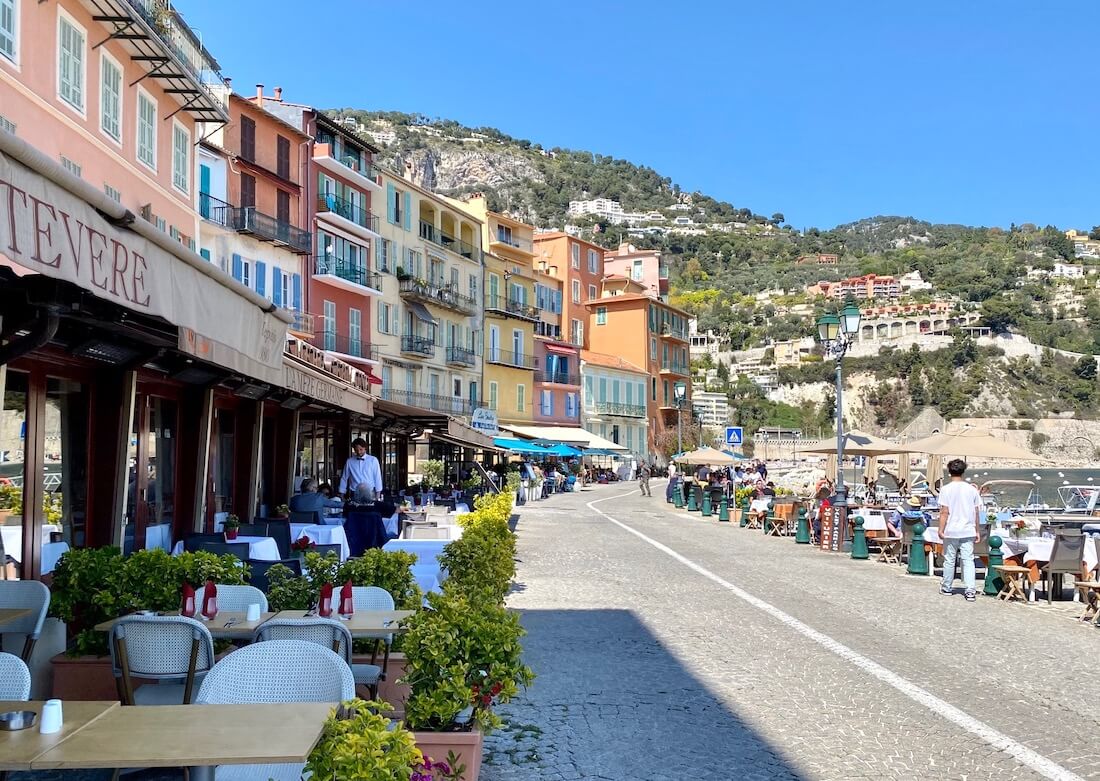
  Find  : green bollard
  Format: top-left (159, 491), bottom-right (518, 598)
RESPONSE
top-left (739, 496), bottom-right (750, 527)
top-left (795, 505), bottom-right (811, 544)
top-left (673, 483), bottom-right (684, 509)
top-left (764, 508), bottom-right (775, 534)
top-left (701, 490), bottom-right (712, 517)
top-left (718, 493), bottom-right (730, 522)
top-left (851, 516), bottom-right (869, 560)
top-left (687, 486), bottom-right (698, 512)
top-left (984, 534), bottom-right (1004, 596)
top-left (907, 522), bottom-right (929, 575)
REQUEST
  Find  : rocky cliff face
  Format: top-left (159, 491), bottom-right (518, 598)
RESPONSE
top-left (388, 147), bottom-right (543, 194)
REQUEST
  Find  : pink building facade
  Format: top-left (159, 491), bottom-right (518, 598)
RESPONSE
top-left (602, 242), bottom-right (669, 301)
top-left (0, 0), bottom-right (226, 250)
top-left (532, 268), bottom-right (580, 425)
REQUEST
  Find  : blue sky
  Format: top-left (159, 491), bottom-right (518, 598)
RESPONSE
top-left (183, 0), bottom-right (1099, 230)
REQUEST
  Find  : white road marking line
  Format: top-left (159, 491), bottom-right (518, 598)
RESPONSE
top-left (586, 490), bottom-right (1083, 781)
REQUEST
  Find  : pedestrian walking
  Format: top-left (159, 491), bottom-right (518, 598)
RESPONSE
top-left (937, 458), bottom-right (982, 601)
top-left (666, 460), bottom-right (678, 502)
top-left (639, 461), bottom-right (652, 497)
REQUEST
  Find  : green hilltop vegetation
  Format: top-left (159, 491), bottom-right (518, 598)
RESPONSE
top-left (332, 109), bottom-right (1100, 363)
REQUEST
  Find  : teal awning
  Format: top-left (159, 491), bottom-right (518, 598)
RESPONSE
top-left (493, 437), bottom-right (551, 455)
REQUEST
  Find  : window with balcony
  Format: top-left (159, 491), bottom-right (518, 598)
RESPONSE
top-left (240, 116), bottom-right (256, 162)
top-left (240, 174), bottom-right (256, 208)
top-left (0, 0), bottom-right (16, 63)
top-left (137, 89), bottom-right (156, 170)
top-left (57, 12), bottom-right (85, 113)
top-left (172, 122), bottom-right (190, 194)
top-left (100, 53), bottom-right (122, 143)
top-left (277, 190), bottom-right (290, 224)
top-left (497, 225), bottom-right (514, 245)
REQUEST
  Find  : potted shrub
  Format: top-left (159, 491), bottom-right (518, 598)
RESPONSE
top-left (274, 503), bottom-right (291, 519)
top-left (420, 460), bottom-right (445, 494)
top-left (304, 698), bottom-right (425, 780)
top-left (401, 592), bottom-right (533, 781)
top-left (223, 514), bottom-right (241, 540)
top-left (396, 266), bottom-right (410, 281)
top-left (48, 548), bottom-right (247, 698)
top-left (0, 483), bottom-right (22, 525)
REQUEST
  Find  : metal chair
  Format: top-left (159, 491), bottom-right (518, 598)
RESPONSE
top-left (194, 584), bottom-right (268, 613)
top-left (0, 580), bottom-right (50, 662)
top-left (195, 639), bottom-right (355, 781)
top-left (108, 615), bottom-right (215, 705)
top-left (289, 509), bottom-right (323, 527)
top-left (253, 617), bottom-right (381, 698)
top-left (248, 559), bottom-right (301, 594)
top-left (195, 541), bottom-right (250, 560)
top-left (351, 586), bottom-right (396, 679)
top-left (265, 520), bottom-right (292, 559)
top-left (183, 533), bottom-right (225, 552)
top-left (1042, 532), bottom-right (1088, 604)
top-left (0, 651), bottom-right (30, 699)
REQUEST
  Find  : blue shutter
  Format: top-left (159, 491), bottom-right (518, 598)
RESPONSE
top-left (403, 192), bottom-right (411, 231)
top-left (375, 239), bottom-right (382, 271)
top-left (292, 273), bottom-right (302, 311)
top-left (231, 253), bottom-right (243, 282)
top-left (199, 248), bottom-right (211, 261)
top-left (386, 183), bottom-right (395, 224)
top-left (272, 268), bottom-right (283, 307)
top-left (255, 261), bottom-right (267, 297)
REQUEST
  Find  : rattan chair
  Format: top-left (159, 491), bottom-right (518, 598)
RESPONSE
top-left (195, 639), bottom-right (354, 781)
top-left (108, 615), bottom-right (215, 705)
top-left (351, 586), bottom-right (396, 678)
top-left (194, 584), bottom-right (268, 613)
top-left (253, 617), bottom-right (381, 698)
top-left (0, 580), bottom-right (50, 662)
top-left (0, 651), bottom-right (30, 699)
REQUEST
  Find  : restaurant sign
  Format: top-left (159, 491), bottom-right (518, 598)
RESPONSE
top-left (471, 407), bottom-right (499, 435)
top-left (283, 358), bottom-right (373, 416)
top-left (0, 152), bottom-right (286, 384)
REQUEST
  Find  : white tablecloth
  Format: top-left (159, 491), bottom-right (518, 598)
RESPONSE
top-left (383, 539), bottom-right (449, 567)
top-left (749, 499), bottom-right (771, 513)
top-left (1020, 537), bottom-right (1099, 572)
top-left (172, 535), bottom-right (281, 561)
top-left (853, 510), bottom-right (888, 531)
top-left (289, 524), bottom-right (350, 561)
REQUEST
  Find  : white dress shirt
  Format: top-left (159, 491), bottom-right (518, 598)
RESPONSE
top-left (338, 453), bottom-right (383, 496)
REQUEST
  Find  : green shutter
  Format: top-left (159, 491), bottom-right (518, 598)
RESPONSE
top-left (386, 183), bottom-right (396, 224)
top-left (403, 192), bottom-right (412, 231)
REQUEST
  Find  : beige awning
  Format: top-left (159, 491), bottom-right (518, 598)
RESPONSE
top-left (676, 446), bottom-right (737, 465)
top-left (904, 428), bottom-right (1046, 462)
top-left (801, 429), bottom-right (905, 457)
top-left (1, 146), bottom-right (287, 384)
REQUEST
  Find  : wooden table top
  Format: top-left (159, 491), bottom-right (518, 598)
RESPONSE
top-left (277, 609), bottom-right (414, 636)
top-left (94, 611), bottom-right (279, 639)
top-left (0, 608), bottom-right (31, 628)
top-left (0, 700), bottom-right (118, 771)
top-left (29, 702), bottom-right (334, 770)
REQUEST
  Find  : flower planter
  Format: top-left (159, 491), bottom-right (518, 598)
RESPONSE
top-left (51, 653), bottom-right (124, 700)
top-left (224, 528), bottom-right (239, 540)
top-left (352, 651), bottom-right (410, 711)
top-left (412, 728), bottom-right (483, 781)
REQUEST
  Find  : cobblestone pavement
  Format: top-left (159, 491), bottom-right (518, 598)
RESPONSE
top-left (482, 482), bottom-right (1100, 781)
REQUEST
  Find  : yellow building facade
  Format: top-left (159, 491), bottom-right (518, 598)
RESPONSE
top-left (456, 195), bottom-right (538, 425)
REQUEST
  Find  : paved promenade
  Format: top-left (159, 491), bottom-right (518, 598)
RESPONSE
top-left (483, 481), bottom-right (1100, 780)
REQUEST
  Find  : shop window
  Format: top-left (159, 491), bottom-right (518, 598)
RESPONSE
top-left (124, 396), bottom-right (177, 554)
top-left (0, 371), bottom-right (27, 579)
top-left (210, 408), bottom-right (236, 522)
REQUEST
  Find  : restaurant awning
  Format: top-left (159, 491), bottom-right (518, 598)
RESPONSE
top-left (407, 301), bottom-right (438, 325)
top-left (501, 424), bottom-right (628, 452)
top-left (371, 397), bottom-right (502, 451)
top-left (493, 437), bottom-right (551, 455)
top-left (1, 134), bottom-right (288, 385)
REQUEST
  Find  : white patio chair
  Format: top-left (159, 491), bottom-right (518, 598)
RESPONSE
top-left (0, 580), bottom-right (50, 662)
top-left (194, 584), bottom-right (268, 613)
top-left (253, 617), bottom-right (381, 698)
top-left (195, 639), bottom-right (354, 781)
top-left (0, 651), bottom-right (30, 699)
top-left (108, 615), bottom-right (215, 705)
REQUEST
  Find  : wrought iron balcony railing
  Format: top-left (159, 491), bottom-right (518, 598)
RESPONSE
top-left (486, 349), bottom-right (535, 369)
top-left (401, 335), bottom-right (436, 357)
top-left (446, 346), bottom-right (477, 367)
top-left (419, 220), bottom-right (481, 261)
top-left (538, 370), bottom-right (580, 385)
top-left (594, 400), bottom-right (647, 418)
top-left (484, 294), bottom-right (539, 321)
top-left (317, 193), bottom-right (379, 234)
top-left (398, 278), bottom-right (476, 315)
top-left (312, 332), bottom-right (379, 361)
top-left (315, 254), bottom-right (382, 291)
top-left (199, 194), bottom-right (311, 254)
top-left (379, 388), bottom-right (475, 415)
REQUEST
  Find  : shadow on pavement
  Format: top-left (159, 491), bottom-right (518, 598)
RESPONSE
top-left (484, 608), bottom-right (807, 780)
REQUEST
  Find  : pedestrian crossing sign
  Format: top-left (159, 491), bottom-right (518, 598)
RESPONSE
top-left (725, 427), bottom-right (743, 446)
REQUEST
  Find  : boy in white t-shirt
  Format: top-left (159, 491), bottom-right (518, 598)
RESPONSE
top-left (937, 458), bottom-right (983, 601)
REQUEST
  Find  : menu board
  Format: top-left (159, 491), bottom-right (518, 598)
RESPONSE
top-left (820, 505), bottom-right (847, 552)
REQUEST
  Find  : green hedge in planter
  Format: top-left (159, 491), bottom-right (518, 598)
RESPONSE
top-left (304, 698), bottom-right (424, 781)
top-left (265, 549), bottom-right (422, 612)
top-left (49, 548), bottom-right (248, 656)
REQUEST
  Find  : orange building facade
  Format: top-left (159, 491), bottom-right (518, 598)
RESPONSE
top-left (533, 232), bottom-right (605, 349)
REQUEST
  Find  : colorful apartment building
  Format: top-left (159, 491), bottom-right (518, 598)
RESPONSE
top-left (0, 0), bottom-right (226, 248)
top-left (807, 273), bottom-right (901, 300)
top-left (602, 242), bottom-right (670, 301)
top-left (259, 90), bottom-right (383, 370)
top-left (459, 195), bottom-right (537, 426)
top-left (531, 265), bottom-right (581, 427)
top-left (197, 92), bottom-right (312, 336)
top-left (585, 275), bottom-right (691, 458)
top-left (532, 232), bottom-right (605, 349)
top-left (580, 351), bottom-right (649, 460)
top-left (372, 168), bottom-right (483, 418)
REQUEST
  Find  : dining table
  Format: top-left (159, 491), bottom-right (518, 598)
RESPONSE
top-left (289, 523), bottom-right (351, 561)
top-left (94, 610), bottom-right (279, 640)
top-left (21, 701), bottom-right (333, 780)
top-left (0, 700), bottom-right (120, 772)
top-left (276, 609), bottom-right (415, 638)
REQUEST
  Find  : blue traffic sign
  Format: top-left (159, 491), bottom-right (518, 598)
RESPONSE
top-left (725, 427), bottom-right (743, 446)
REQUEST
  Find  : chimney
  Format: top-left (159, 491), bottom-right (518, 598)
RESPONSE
top-left (404, 161), bottom-right (414, 181)
top-left (273, 86), bottom-right (282, 101)
top-left (255, 84), bottom-right (264, 107)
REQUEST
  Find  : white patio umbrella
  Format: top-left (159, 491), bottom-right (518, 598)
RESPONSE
top-left (904, 428), bottom-right (1046, 462)
top-left (801, 429), bottom-right (905, 457)
top-left (675, 446), bottom-right (737, 466)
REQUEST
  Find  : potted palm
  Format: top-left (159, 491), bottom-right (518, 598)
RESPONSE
top-left (222, 514), bottom-right (241, 540)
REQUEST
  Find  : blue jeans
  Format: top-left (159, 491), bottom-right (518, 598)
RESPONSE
top-left (941, 537), bottom-right (976, 593)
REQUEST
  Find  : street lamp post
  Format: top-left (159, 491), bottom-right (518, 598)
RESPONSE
top-left (674, 380), bottom-right (687, 455)
top-left (815, 304), bottom-right (862, 506)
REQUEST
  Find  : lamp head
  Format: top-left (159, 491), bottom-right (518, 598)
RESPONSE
top-left (841, 304), bottom-right (862, 335)
top-left (816, 313), bottom-right (840, 342)
top-left (674, 380), bottom-right (687, 401)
